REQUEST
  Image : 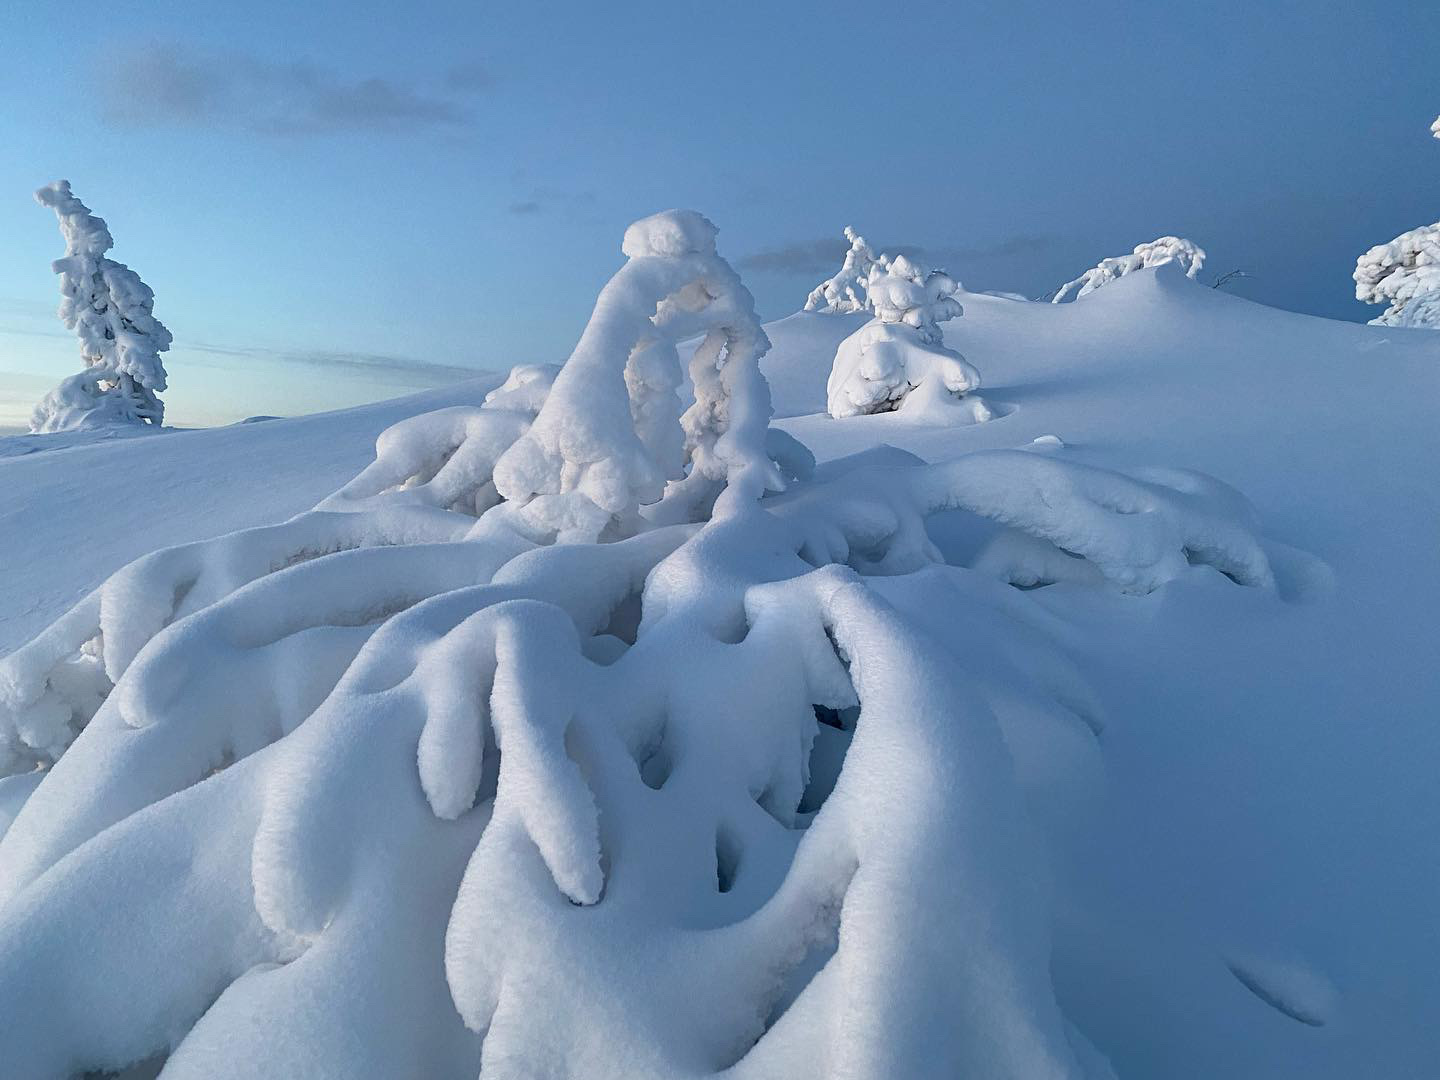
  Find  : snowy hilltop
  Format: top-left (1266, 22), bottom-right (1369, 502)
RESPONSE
top-left (0, 207), bottom-right (1438, 1080)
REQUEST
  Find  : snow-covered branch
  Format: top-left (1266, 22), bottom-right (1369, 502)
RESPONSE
top-left (1355, 221), bottom-right (1440, 329)
top-left (803, 227), bottom-right (878, 314)
top-left (1051, 236), bottom-right (1206, 303)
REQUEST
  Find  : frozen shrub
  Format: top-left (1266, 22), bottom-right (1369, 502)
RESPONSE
top-left (1354, 222), bottom-right (1440, 329)
top-left (803, 226), bottom-right (878, 314)
top-left (826, 254), bottom-right (987, 420)
top-left (1052, 236), bottom-right (1206, 303)
top-left (29, 181), bottom-right (173, 433)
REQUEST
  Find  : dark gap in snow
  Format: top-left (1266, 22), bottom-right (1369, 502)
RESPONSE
top-left (80, 1049), bottom-right (167, 1079)
top-left (169, 573), bottom-right (198, 623)
top-left (1183, 546), bottom-right (1248, 587)
top-left (799, 720), bottom-right (852, 816)
top-left (600, 589), bottom-right (644, 646)
top-left (715, 825), bottom-right (741, 892)
top-left (637, 725), bottom-right (674, 791)
top-left (813, 704), bottom-right (845, 731)
top-left (1227, 958), bottom-right (1333, 1027)
top-left (202, 744), bottom-right (237, 780)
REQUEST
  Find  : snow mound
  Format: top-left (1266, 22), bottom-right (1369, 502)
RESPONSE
top-left (826, 254), bottom-right (986, 419)
top-left (1053, 236), bottom-right (1206, 303)
top-left (1354, 221), bottom-right (1440, 328)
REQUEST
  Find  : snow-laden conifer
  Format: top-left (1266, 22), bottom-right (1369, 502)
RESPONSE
top-left (29, 181), bottom-right (173, 433)
top-left (826, 253), bottom-right (987, 419)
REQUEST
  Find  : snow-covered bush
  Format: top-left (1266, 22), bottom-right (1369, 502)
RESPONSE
top-left (29, 181), bottom-right (173, 433)
top-left (826, 254), bottom-right (988, 420)
top-left (1051, 236), bottom-right (1206, 303)
top-left (803, 226), bottom-right (878, 313)
top-left (0, 209), bottom-right (1294, 1079)
top-left (1354, 221), bottom-right (1440, 328)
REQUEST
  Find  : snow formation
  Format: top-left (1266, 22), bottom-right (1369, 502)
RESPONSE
top-left (826, 254), bottom-right (987, 419)
top-left (1052, 236), bottom-right (1206, 303)
top-left (803, 226), bottom-right (878, 313)
top-left (29, 181), bottom-right (173, 433)
top-left (0, 213), bottom-right (1318, 1080)
top-left (1354, 221), bottom-right (1440, 328)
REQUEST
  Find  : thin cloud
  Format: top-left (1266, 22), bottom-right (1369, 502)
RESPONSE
top-left (737, 238), bottom-right (850, 275)
top-left (102, 43), bottom-right (486, 135)
top-left (506, 188), bottom-right (597, 217)
top-left (738, 233), bottom-right (1061, 276)
top-left (187, 340), bottom-right (485, 386)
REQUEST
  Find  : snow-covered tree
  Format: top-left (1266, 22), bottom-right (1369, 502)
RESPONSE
top-left (29, 181), bottom-right (172, 433)
top-left (826, 253), bottom-right (988, 420)
top-left (1351, 116), bottom-right (1440, 329)
top-left (0, 209), bottom-right (1295, 1080)
top-left (804, 226), bottom-right (878, 313)
top-left (1354, 223), bottom-right (1440, 328)
top-left (1051, 236), bottom-right (1206, 303)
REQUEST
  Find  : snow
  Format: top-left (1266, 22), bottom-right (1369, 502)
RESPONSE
top-left (0, 219), bottom-right (1439, 1078)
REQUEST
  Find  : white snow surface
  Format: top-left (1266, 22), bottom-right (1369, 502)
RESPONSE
top-left (0, 233), bottom-right (1437, 1079)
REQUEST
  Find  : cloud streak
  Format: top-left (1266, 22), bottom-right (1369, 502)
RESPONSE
top-left (184, 340), bottom-right (486, 386)
top-left (738, 233), bottom-right (1062, 276)
top-left (102, 43), bottom-right (488, 135)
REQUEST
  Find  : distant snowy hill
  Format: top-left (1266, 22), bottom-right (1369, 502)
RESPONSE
top-left (0, 382), bottom-right (499, 654)
top-left (0, 263), bottom-right (1436, 1077)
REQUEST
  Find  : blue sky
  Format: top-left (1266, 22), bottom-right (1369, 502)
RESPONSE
top-left (1, 0), bottom-right (1437, 429)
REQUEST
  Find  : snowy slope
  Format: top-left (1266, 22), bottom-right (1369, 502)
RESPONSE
top-left (1, 266), bottom-right (1437, 1077)
top-left (0, 380), bottom-right (498, 654)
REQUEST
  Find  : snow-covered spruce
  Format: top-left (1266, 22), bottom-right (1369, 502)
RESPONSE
top-left (29, 181), bottom-right (173, 433)
top-left (0, 211), bottom-right (1289, 1079)
top-left (1354, 221), bottom-right (1440, 329)
top-left (826, 253), bottom-right (988, 420)
top-left (803, 226), bottom-right (879, 314)
top-left (1051, 236), bottom-right (1206, 303)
